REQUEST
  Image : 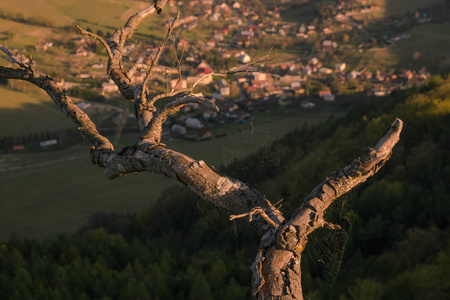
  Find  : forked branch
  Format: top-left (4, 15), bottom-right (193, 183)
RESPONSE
top-left (226, 43), bottom-right (277, 75)
top-left (104, 0), bottom-right (169, 100)
top-left (254, 118), bottom-right (403, 299)
top-left (140, 11), bottom-right (181, 104)
top-left (76, 26), bottom-right (113, 60)
top-left (143, 93), bottom-right (218, 143)
top-left (230, 208), bottom-right (278, 228)
top-left (230, 200), bottom-right (283, 228)
top-left (0, 47), bottom-right (112, 151)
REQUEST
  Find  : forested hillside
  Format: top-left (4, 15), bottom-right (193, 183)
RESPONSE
top-left (1, 75), bottom-right (449, 299)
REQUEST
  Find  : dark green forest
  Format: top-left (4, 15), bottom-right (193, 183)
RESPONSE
top-left (1, 75), bottom-right (450, 299)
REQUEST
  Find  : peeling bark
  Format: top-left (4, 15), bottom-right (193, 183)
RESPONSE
top-left (91, 145), bottom-right (285, 235)
top-left (254, 119), bottom-right (403, 299)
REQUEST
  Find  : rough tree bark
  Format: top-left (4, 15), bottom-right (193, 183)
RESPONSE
top-left (0, 2), bottom-right (402, 299)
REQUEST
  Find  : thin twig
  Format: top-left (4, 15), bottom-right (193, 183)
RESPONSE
top-left (171, 39), bottom-right (185, 91)
top-left (140, 11), bottom-right (180, 102)
top-left (76, 25), bottom-right (114, 60)
top-left (191, 71), bottom-right (215, 90)
top-left (0, 44), bottom-right (32, 70)
top-left (230, 207), bottom-right (278, 228)
top-left (226, 45), bottom-right (277, 75)
top-left (148, 88), bottom-right (191, 107)
top-left (143, 93), bottom-right (218, 143)
top-left (127, 64), bottom-right (178, 79)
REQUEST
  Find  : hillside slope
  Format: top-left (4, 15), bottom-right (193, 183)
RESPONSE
top-left (0, 75), bottom-right (449, 299)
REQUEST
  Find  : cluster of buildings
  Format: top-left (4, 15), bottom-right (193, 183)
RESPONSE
top-left (22, 0), bottom-right (433, 142)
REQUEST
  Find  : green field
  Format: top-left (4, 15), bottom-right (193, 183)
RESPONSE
top-left (0, 111), bottom-right (328, 241)
top-left (0, 149), bottom-right (178, 241)
top-left (0, 0), bottom-right (176, 50)
top-left (372, 0), bottom-right (445, 17)
top-left (0, 19), bottom-right (56, 49)
top-left (0, 0), bottom-right (73, 27)
top-left (393, 23), bottom-right (450, 73)
top-left (280, 0), bottom-right (446, 24)
top-left (280, 0), bottom-right (324, 25)
top-left (361, 21), bottom-right (450, 73)
top-left (0, 85), bottom-right (74, 136)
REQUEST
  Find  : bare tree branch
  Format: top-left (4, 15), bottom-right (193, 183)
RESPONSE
top-left (76, 26), bottom-right (114, 60)
top-left (230, 208), bottom-right (278, 228)
top-left (186, 45), bottom-right (277, 91)
top-left (140, 11), bottom-right (181, 106)
top-left (0, 44), bottom-right (36, 73)
top-left (0, 5), bottom-right (404, 299)
top-left (290, 119), bottom-right (403, 235)
top-left (190, 71), bottom-right (215, 90)
top-left (106, 0), bottom-right (169, 100)
top-left (0, 63), bottom-right (112, 151)
top-left (126, 64), bottom-right (178, 79)
top-left (148, 88), bottom-right (191, 107)
top-left (0, 42), bottom-right (286, 237)
top-left (0, 51), bottom-right (285, 240)
top-left (142, 93), bottom-right (218, 143)
top-left (254, 118), bottom-right (403, 299)
top-left (171, 39), bottom-right (185, 91)
top-left (225, 43), bottom-right (277, 75)
top-left (92, 146), bottom-right (285, 233)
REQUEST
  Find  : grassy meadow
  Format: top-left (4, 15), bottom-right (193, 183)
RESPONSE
top-left (0, 148), bottom-right (178, 241)
top-left (0, 109), bottom-right (328, 241)
top-left (372, 0), bottom-right (445, 17)
top-left (0, 0), bottom-right (176, 50)
top-left (0, 85), bottom-right (74, 136)
top-left (393, 23), bottom-right (450, 73)
top-left (280, 0), bottom-right (324, 25)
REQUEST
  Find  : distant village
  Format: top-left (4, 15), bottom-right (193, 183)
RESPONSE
top-left (2, 0), bottom-right (434, 149)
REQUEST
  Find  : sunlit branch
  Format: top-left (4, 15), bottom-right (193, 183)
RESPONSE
top-left (76, 26), bottom-right (113, 60)
top-left (0, 46), bottom-right (113, 151)
top-left (127, 64), bottom-right (179, 79)
top-left (140, 11), bottom-right (181, 103)
top-left (230, 208), bottom-right (278, 228)
top-left (142, 93), bottom-right (218, 143)
top-left (230, 199), bottom-right (283, 228)
top-left (0, 44), bottom-right (36, 72)
top-left (106, 1), bottom-right (169, 100)
top-left (171, 39), bottom-right (185, 91)
top-left (148, 88), bottom-right (191, 107)
top-left (226, 44), bottom-right (277, 75)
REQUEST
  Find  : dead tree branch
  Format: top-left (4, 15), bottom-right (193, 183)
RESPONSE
top-left (126, 64), bottom-right (178, 79)
top-left (76, 26), bottom-right (113, 60)
top-left (0, 50), bottom-right (112, 151)
top-left (143, 93), bottom-right (218, 143)
top-left (140, 11), bottom-right (180, 106)
top-left (254, 118), bottom-right (403, 300)
top-left (230, 208), bottom-right (279, 229)
top-left (105, 0), bottom-right (169, 100)
top-left (225, 43), bottom-right (277, 75)
top-left (0, 50), bottom-right (284, 237)
top-left (0, 5), bottom-right (403, 299)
